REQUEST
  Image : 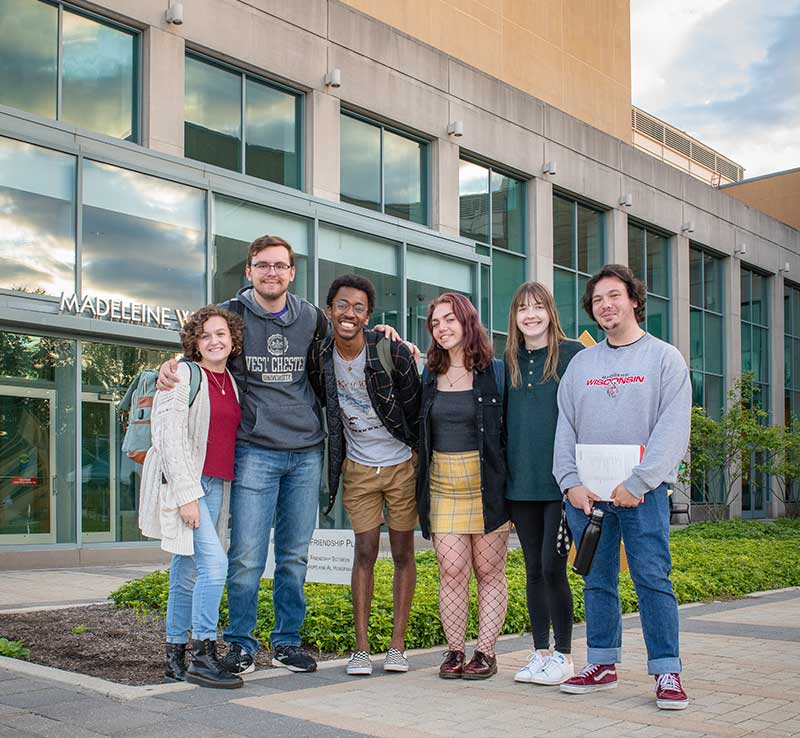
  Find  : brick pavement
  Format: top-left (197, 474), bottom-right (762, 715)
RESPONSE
top-left (1, 586), bottom-right (798, 737)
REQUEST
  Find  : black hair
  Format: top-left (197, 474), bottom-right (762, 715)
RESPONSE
top-left (325, 274), bottom-right (376, 315)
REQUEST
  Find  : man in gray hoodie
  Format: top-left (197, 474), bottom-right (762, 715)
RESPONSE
top-left (553, 264), bottom-right (691, 710)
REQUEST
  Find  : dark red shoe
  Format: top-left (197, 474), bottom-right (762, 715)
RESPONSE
top-left (462, 650), bottom-right (497, 680)
top-left (655, 673), bottom-right (689, 710)
top-left (439, 650), bottom-right (465, 679)
top-left (560, 663), bottom-right (618, 693)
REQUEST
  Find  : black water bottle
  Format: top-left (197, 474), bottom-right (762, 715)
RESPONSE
top-left (572, 508), bottom-right (604, 576)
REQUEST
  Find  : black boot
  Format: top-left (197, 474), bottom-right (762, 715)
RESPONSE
top-left (187, 639), bottom-right (244, 689)
top-left (165, 643), bottom-right (187, 681)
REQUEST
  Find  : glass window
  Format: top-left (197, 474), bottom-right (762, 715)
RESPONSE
top-left (0, 330), bottom-right (77, 546)
top-left (492, 250), bottom-right (525, 332)
top-left (82, 160), bottom-right (206, 312)
top-left (212, 194), bottom-right (310, 303)
top-left (340, 113), bottom-right (427, 225)
top-left (459, 160), bottom-right (489, 244)
top-left (784, 283), bottom-right (800, 502)
top-left (406, 248), bottom-right (474, 353)
top-left (184, 54), bottom-right (302, 189)
top-left (0, 136), bottom-right (76, 296)
top-left (628, 222), bottom-right (671, 340)
top-left (0, 1), bottom-right (138, 141)
top-left (553, 194), bottom-right (604, 340)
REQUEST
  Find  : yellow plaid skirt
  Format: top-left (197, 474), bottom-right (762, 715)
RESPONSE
top-left (429, 450), bottom-right (486, 534)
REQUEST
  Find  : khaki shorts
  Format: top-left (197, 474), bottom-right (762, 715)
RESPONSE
top-left (342, 455), bottom-right (418, 534)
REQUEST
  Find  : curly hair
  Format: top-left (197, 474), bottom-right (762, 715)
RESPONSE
top-left (326, 273), bottom-right (376, 315)
top-left (180, 305), bottom-right (244, 362)
top-left (582, 264), bottom-right (647, 324)
top-left (425, 293), bottom-right (493, 374)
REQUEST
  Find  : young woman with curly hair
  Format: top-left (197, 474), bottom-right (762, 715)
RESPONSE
top-left (416, 293), bottom-right (510, 680)
top-left (140, 304), bottom-right (244, 689)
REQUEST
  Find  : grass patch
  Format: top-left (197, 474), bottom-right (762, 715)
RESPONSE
top-left (111, 519), bottom-right (800, 654)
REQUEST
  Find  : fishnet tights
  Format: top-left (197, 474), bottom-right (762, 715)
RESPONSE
top-left (432, 530), bottom-right (509, 656)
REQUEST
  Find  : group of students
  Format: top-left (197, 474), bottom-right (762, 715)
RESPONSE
top-left (139, 233), bottom-right (692, 711)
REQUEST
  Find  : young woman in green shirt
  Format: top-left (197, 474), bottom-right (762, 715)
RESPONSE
top-left (504, 282), bottom-right (583, 686)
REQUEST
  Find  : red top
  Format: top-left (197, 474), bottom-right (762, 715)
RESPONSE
top-left (202, 367), bottom-right (241, 480)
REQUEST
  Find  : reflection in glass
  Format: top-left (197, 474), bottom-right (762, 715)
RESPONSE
top-left (245, 77), bottom-right (300, 188)
top-left (0, 0), bottom-right (57, 119)
top-left (703, 252), bottom-right (723, 312)
top-left (0, 136), bottom-right (76, 296)
top-left (577, 204), bottom-right (603, 274)
top-left (340, 115), bottom-right (381, 213)
top-left (0, 331), bottom-right (77, 545)
top-left (554, 268), bottom-right (576, 338)
top-left (406, 248), bottom-right (473, 353)
top-left (82, 341), bottom-right (177, 542)
top-left (480, 264), bottom-right (490, 331)
top-left (647, 233), bottom-right (669, 296)
top-left (212, 195), bottom-right (310, 302)
top-left (82, 160), bottom-right (206, 311)
top-left (384, 129), bottom-right (425, 224)
top-left (647, 295), bottom-right (670, 341)
top-left (490, 171), bottom-right (524, 252)
top-left (578, 274), bottom-right (602, 342)
top-left (553, 196), bottom-right (574, 269)
top-left (704, 313), bottom-right (723, 375)
top-left (492, 251), bottom-right (525, 330)
top-left (689, 308), bottom-right (703, 370)
top-left (459, 160), bottom-right (489, 244)
top-left (185, 55), bottom-right (242, 172)
top-left (61, 10), bottom-right (137, 140)
top-left (689, 247), bottom-right (702, 308)
top-left (628, 224), bottom-right (645, 284)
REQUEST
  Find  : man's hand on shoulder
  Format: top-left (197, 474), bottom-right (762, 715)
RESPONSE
top-left (610, 483), bottom-right (642, 508)
top-left (156, 359), bottom-right (180, 391)
top-left (566, 485), bottom-right (601, 515)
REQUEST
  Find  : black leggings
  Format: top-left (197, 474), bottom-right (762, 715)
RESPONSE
top-left (509, 499), bottom-right (573, 654)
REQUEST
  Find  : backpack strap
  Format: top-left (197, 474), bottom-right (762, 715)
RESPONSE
top-left (187, 362), bottom-right (202, 407)
top-left (376, 336), bottom-right (396, 377)
top-left (313, 305), bottom-right (328, 343)
top-left (226, 298), bottom-right (245, 318)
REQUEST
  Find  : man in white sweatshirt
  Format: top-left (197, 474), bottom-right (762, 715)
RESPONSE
top-left (553, 264), bottom-right (691, 710)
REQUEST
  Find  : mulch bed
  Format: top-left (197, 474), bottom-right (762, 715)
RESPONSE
top-left (0, 604), bottom-right (332, 686)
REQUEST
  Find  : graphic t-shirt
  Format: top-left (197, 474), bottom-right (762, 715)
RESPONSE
top-left (333, 345), bottom-right (411, 467)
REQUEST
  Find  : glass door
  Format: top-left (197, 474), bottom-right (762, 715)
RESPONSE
top-left (0, 386), bottom-right (56, 543)
top-left (81, 394), bottom-right (117, 542)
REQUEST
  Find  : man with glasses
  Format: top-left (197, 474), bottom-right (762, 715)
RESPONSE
top-left (309, 274), bottom-right (421, 676)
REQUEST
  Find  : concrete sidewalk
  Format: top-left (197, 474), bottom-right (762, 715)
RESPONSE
top-left (1, 567), bottom-right (799, 737)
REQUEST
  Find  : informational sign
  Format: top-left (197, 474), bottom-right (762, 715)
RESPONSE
top-left (264, 528), bottom-right (355, 585)
top-left (10, 477), bottom-right (38, 485)
top-left (58, 293), bottom-right (190, 330)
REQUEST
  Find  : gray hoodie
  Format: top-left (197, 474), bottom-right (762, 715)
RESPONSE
top-left (222, 287), bottom-right (325, 451)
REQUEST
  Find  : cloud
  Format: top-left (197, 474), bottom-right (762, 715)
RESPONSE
top-left (631, 0), bottom-right (800, 177)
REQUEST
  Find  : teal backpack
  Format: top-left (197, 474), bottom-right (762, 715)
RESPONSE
top-left (119, 364), bottom-right (201, 464)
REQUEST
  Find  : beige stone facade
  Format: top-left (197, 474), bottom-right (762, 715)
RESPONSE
top-left (723, 169), bottom-right (800, 231)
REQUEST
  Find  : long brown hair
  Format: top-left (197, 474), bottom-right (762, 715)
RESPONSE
top-left (505, 282), bottom-right (567, 388)
top-left (425, 293), bottom-right (493, 374)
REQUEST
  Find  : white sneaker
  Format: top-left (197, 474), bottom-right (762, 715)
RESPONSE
top-left (531, 651), bottom-right (575, 685)
top-left (514, 652), bottom-right (548, 683)
top-left (346, 650), bottom-right (373, 676)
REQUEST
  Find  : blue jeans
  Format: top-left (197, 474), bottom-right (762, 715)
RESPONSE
top-left (166, 476), bottom-right (228, 643)
top-left (224, 442), bottom-right (323, 655)
top-left (566, 484), bottom-right (681, 674)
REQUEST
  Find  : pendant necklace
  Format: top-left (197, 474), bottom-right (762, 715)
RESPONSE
top-left (446, 369), bottom-right (470, 388)
top-left (206, 369), bottom-right (227, 395)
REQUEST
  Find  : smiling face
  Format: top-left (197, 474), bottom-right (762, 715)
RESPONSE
top-left (516, 297), bottom-right (551, 347)
top-left (430, 301), bottom-right (465, 353)
top-left (197, 315), bottom-right (233, 368)
top-left (591, 276), bottom-right (639, 336)
top-left (245, 244), bottom-right (296, 303)
top-left (327, 285), bottom-right (371, 342)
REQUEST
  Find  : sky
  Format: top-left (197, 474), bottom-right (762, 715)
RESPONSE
top-left (630, 0), bottom-right (800, 179)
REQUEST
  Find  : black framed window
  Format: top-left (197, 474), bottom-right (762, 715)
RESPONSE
top-left (0, 0), bottom-right (139, 141)
top-left (184, 53), bottom-right (302, 189)
top-left (340, 113), bottom-right (427, 225)
top-left (784, 283), bottom-right (800, 502)
top-left (628, 222), bottom-right (671, 340)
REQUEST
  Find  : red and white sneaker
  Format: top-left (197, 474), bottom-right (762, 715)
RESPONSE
top-left (560, 663), bottom-right (617, 693)
top-left (655, 673), bottom-right (689, 710)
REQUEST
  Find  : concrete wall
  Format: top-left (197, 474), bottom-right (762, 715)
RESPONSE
top-left (723, 168), bottom-right (800, 231)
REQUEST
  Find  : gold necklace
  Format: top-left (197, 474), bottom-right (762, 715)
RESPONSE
top-left (445, 369), bottom-right (471, 388)
top-left (206, 368), bottom-right (227, 396)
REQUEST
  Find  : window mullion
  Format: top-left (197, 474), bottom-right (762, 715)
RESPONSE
top-left (56, 2), bottom-right (63, 120)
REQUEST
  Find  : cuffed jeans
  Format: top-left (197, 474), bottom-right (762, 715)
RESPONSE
top-left (224, 442), bottom-right (323, 656)
top-left (566, 484), bottom-right (681, 675)
top-left (166, 475), bottom-right (228, 643)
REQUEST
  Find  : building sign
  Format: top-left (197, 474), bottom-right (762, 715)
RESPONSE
top-left (11, 477), bottom-right (38, 485)
top-left (264, 529), bottom-right (355, 585)
top-left (59, 293), bottom-right (191, 329)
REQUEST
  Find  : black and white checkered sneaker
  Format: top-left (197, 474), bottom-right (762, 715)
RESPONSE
top-left (346, 650), bottom-right (373, 675)
top-left (383, 648), bottom-right (409, 672)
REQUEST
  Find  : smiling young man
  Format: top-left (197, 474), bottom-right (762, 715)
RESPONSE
top-left (309, 274), bottom-right (421, 676)
top-left (552, 264), bottom-right (692, 710)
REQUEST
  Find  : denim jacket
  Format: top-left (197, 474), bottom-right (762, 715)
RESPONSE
top-left (416, 359), bottom-right (509, 538)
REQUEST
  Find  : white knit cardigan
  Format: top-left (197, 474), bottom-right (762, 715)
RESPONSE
top-left (139, 362), bottom-right (239, 555)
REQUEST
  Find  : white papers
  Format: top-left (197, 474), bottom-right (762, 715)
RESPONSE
top-left (576, 444), bottom-right (645, 500)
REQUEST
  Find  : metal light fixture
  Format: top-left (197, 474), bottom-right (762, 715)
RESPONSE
top-left (681, 221), bottom-right (695, 234)
top-left (324, 68), bottom-right (341, 88)
top-left (542, 160), bottom-right (557, 176)
top-left (734, 243), bottom-right (747, 256)
top-left (619, 193), bottom-right (632, 208)
top-left (447, 120), bottom-right (464, 137)
top-left (780, 262), bottom-right (791, 274)
top-left (165, 0), bottom-right (184, 25)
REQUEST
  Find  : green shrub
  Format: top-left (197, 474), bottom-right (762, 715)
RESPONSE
top-left (0, 637), bottom-right (30, 660)
top-left (111, 519), bottom-right (800, 654)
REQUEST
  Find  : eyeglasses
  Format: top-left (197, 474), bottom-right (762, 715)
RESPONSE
top-left (250, 261), bottom-right (292, 274)
top-left (333, 299), bottom-right (368, 316)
